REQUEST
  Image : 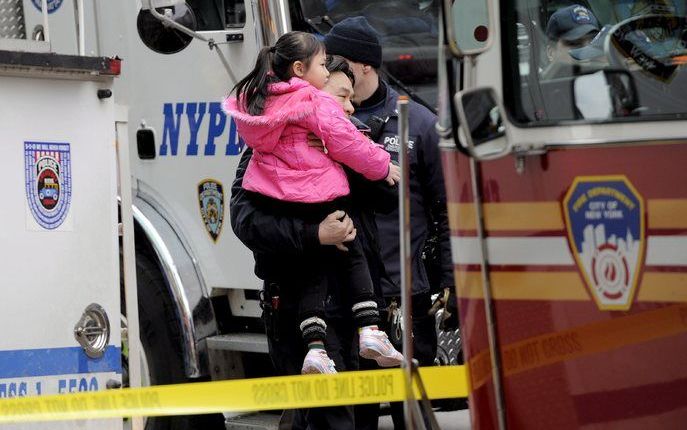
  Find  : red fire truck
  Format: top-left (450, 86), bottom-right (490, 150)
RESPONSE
top-left (441, 0), bottom-right (687, 428)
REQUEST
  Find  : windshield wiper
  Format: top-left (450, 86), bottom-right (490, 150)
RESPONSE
top-left (298, 3), bottom-right (437, 114)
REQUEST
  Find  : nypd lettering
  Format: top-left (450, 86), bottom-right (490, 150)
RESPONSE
top-left (563, 176), bottom-right (645, 311)
top-left (24, 142), bottom-right (72, 230)
top-left (159, 102), bottom-right (244, 157)
top-left (30, 0), bottom-right (63, 13)
top-left (198, 179), bottom-right (224, 242)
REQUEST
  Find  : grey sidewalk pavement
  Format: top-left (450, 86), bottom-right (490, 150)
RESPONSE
top-left (378, 409), bottom-right (471, 430)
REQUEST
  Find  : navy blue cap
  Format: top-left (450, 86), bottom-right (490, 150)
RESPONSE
top-left (569, 25), bottom-right (611, 60)
top-left (324, 17), bottom-right (382, 68)
top-left (546, 5), bottom-right (600, 42)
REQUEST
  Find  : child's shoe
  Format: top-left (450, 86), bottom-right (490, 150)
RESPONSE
top-left (302, 348), bottom-right (337, 374)
top-left (359, 327), bottom-right (404, 367)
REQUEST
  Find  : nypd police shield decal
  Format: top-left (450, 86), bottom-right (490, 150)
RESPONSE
top-left (198, 179), bottom-right (224, 242)
top-left (24, 142), bottom-right (72, 230)
top-left (563, 176), bottom-right (645, 311)
top-left (30, 0), bottom-right (64, 13)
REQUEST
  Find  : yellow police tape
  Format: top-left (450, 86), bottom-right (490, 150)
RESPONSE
top-left (0, 366), bottom-right (468, 423)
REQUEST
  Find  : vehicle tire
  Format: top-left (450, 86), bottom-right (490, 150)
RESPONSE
top-left (134, 252), bottom-right (224, 430)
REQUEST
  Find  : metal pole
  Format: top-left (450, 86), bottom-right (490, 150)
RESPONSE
top-left (77, 0), bottom-right (84, 55)
top-left (397, 96), bottom-right (418, 429)
top-left (469, 157), bottom-right (508, 430)
top-left (115, 106), bottom-right (144, 430)
top-left (41, 0), bottom-right (50, 43)
top-left (73, 0), bottom-right (85, 55)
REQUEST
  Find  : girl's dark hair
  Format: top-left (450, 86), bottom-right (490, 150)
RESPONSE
top-left (326, 55), bottom-right (355, 87)
top-left (232, 31), bottom-right (324, 115)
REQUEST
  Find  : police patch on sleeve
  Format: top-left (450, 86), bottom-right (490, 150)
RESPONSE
top-left (24, 142), bottom-right (72, 230)
top-left (198, 179), bottom-right (224, 242)
top-left (563, 176), bottom-right (645, 311)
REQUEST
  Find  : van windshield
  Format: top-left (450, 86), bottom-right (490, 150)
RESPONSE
top-left (503, 0), bottom-right (687, 125)
top-left (299, 0), bottom-right (439, 109)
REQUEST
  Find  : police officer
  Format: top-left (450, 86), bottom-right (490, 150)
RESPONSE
top-left (324, 17), bottom-right (455, 429)
top-left (542, 4), bottom-right (601, 79)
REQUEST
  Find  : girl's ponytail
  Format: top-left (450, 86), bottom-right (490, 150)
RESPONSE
top-left (232, 46), bottom-right (274, 116)
top-left (231, 32), bottom-right (324, 116)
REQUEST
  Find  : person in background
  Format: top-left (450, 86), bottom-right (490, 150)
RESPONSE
top-left (324, 16), bottom-right (455, 429)
top-left (542, 4), bottom-right (601, 78)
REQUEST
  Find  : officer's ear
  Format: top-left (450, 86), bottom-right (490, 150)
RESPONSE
top-left (361, 64), bottom-right (373, 75)
top-left (546, 42), bottom-right (556, 62)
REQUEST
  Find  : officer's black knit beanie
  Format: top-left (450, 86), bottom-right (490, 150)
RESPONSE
top-left (324, 17), bottom-right (382, 68)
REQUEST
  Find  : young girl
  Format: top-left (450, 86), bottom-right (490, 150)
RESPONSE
top-left (223, 32), bottom-right (403, 374)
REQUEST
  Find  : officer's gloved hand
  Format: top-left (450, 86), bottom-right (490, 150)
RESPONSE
top-left (440, 290), bottom-right (459, 332)
top-left (430, 288), bottom-right (460, 331)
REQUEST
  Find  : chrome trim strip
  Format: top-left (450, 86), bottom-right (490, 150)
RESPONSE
top-left (135, 189), bottom-right (211, 299)
top-left (276, 0), bottom-right (291, 35)
top-left (132, 203), bottom-right (201, 377)
top-left (255, 0), bottom-right (291, 46)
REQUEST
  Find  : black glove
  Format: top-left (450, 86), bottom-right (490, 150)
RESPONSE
top-left (440, 289), bottom-right (459, 331)
top-left (365, 115), bottom-right (389, 142)
top-left (429, 288), bottom-right (460, 331)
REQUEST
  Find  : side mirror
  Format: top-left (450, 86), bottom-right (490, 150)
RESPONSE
top-left (455, 87), bottom-right (510, 160)
top-left (444, 0), bottom-right (493, 57)
top-left (137, 1), bottom-right (197, 54)
top-left (573, 70), bottom-right (640, 120)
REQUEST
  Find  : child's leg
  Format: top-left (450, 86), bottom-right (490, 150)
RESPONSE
top-left (299, 271), bottom-right (337, 374)
top-left (245, 194), bottom-right (341, 373)
top-left (340, 234), bottom-right (404, 367)
top-left (343, 235), bottom-right (381, 328)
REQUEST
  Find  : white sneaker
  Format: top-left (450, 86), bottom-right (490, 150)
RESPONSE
top-left (359, 328), bottom-right (404, 367)
top-left (302, 349), bottom-right (337, 374)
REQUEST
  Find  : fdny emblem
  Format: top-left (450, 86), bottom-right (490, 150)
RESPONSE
top-left (24, 142), bottom-right (72, 230)
top-left (563, 176), bottom-right (645, 311)
top-left (198, 179), bottom-right (224, 242)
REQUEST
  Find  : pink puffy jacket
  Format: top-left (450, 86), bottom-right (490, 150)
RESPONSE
top-left (222, 77), bottom-right (390, 203)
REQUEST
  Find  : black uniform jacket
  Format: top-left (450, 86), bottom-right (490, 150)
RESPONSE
top-left (229, 147), bottom-right (398, 312)
top-left (353, 83), bottom-right (454, 296)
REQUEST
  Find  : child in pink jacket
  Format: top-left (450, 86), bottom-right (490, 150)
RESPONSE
top-left (223, 31), bottom-right (403, 374)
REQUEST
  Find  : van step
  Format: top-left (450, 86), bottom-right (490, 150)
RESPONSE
top-left (207, 333), bottom-right (269, 354)
top-left (225, 412), bottom-right (280, 429)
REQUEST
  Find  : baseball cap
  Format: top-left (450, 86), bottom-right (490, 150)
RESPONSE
top-left (546, 5), bottom-right (600, 42)
top-left (569, 25), bottom-right (611, 60)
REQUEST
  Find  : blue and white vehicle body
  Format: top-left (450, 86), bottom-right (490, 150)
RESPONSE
top-left (0, 2), bottom-right (123, 428)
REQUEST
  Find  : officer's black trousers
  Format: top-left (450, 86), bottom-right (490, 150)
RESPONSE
top-left (264, 306), bottom-right (360, 430)
top-left (355, 292), bottom-right (438, 430)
